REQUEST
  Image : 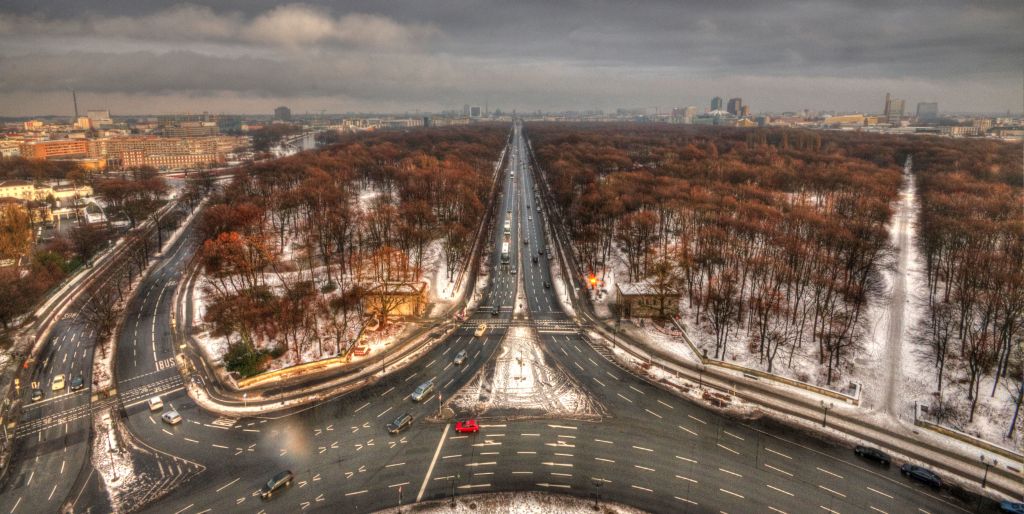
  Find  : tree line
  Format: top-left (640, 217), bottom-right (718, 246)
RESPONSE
top-left (196, 125), bottom-right (506, 376)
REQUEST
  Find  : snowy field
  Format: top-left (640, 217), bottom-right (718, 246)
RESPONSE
top-left (380, 491), bottom-right (646, 514)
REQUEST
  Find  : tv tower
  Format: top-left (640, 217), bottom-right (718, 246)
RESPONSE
top-left (72, 89), bottom-right (79, 119)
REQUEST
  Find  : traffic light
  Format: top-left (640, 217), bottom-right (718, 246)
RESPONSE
top-left (589, 274), bottom-right (597, 288)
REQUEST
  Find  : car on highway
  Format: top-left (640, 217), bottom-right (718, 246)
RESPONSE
top-left (148, 396), bottom-right (164, 411)
top-left (70, 375), bottom-right (85, 391)
top-left (539, 249), bottom-right (544, 255)
top-left (544, 281), bottom-right (551, 289)
top-left (1001, 501), bottom-right (1024, 513)
top-left (475, 323), bottom-right (488, 337)
top-left (523, 239), bottom-right (528, 245)
top-left (491, 307), bottom-right (500, 317)
top-left (900, 464), bottom-right (942, 488)
top-left (387, 413), bottom-right (414, 434)
top-left (510, 266), bottom-right (517, 275)
top-left (528, 216), bottom-right (532, 221)
top-left (853, 445), bottom-right (891, 466)
top-left (31, 389), bottom-right (43, 402)
top-left (411, 379), bottom-right (436, 402)
top-left (51, 374), bottom-right (65, 391)
top-left (453, 350), bottom-right (468, 365)
top-left (455, 419), bottom-right (479, 433)
top-left (260, 470), bottom-right (294, 499)
top-left (532, 255), bottom-right (538, 264)
top-left (161, 410), bottom-right (182, 425)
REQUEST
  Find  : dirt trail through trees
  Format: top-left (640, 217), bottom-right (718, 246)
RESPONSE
top-left (883, 157), bottom-right (914, 417)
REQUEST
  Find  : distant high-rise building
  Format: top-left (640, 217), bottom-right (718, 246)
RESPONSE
top-left (727, 98), bottom-right (743, 116)
top-left (711, 97), bottom-right (724, 111)
top-left (470, 106), bottom-right (481, 118)
top-left (883, 93), bottom-right (904, 124)
top-left (740, 105), bottom-right (750, 117)
top-left (916, 102), bottom-right (939, 121)
top-left (274, 106), bottom-right (292, 121)
top-left (87, 109), bottom-right (112, 128)
top-left (463, 104), bottom-right (471, 117)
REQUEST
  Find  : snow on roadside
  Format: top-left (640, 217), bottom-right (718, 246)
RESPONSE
top-left (374, 492), bottom-right (646, 514)
top-left (91, 411), bottom-right (135, 512)
top-left (548, 252), bottom-right (576, 318)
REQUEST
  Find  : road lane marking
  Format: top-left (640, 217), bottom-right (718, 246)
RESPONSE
top-left (769, 508), bottom-right (788, 514)
top-left (634, 465), bottom-right (655, 472)
top-left (547, 424), bottom-right (575, 430)
top-left (870, 508), bottom-right (888, 514)
top-left (674, 496), bottom-right (698, 505)
top-left (381, 387), bottom-right (395, 396)
top-left (631, 485), bottom-right (653, 493)
top-left (723, 430), bottom-right (744, 441)
top-left (632, 445), bottom-right (653, 452)
top-left (644, 409), bottom-right (662, 419)
top-left (521, 433), bottom-right (540, 437)
top-left (719, 488), bottom-right (744, 499)
top-left (687, 414), bottom-right (706, 424)
top-left (817, 467), bottom-right (844, 479)
top-left (385, 462), bottom-right (406, 468)
top-left (764, 463), bottom-right (793, 476)
top-left (678, 425), bottom-right (698, 436)
top-left (216, 478), bottom-right (240, 492)
top-left (345, 490), bottom-right (367, 496)
top-left (766, 484), bottom-right (793, 496)
top-left (595, 457), bottom-right (615, 463)
top-left (354, 402), bottom-right (370, 413)
top-left (376, 406), bottom-right (393, 418)
top-left (675, 455), bottom-right (698, 464)
top-left (765, 447), bottom-right (792, 459)
top-left (717, 443), bottom-right (739, 455)
top-left (820, 508), bottom-right (840, 514)
top-left (657, 399), bottom-right (674, 409)
top-left (416, 423), bottom-right (450, 502)
top-left (628, 385), bottom-right (645, 395)
top-left (593, 378), bottom-right (606, 387)
top-left (719, 467), bottom-right (742, 477)
top-left (675, 475), bottom-right (698, 483)
top-left (818, 485), bottom-right (846, 498)
top-left (388, 482), bottom-right (410, 488)
top-left (517, 451), bottom-right (536, 455)
top-left (866, 486), bottom-right (893, 499)
top-left (594, 439), bottom-right (613, 444)
top-left (616, 393), bottom-right (633, 403)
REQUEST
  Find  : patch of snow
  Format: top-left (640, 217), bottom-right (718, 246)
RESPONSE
top-left (376, 492), bottom-right (646, 514)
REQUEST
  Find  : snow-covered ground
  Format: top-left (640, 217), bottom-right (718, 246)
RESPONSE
top-left (376, 492), bottom-right (646, 514)
top-left (449, 326), bottom-right (602, 419)
top-left (92, 411), bottom-right (136, 513)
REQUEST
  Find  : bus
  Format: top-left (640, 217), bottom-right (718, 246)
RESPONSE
top-left (500, 241), bottom-right (510, 264)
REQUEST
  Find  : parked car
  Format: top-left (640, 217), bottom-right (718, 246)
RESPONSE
top-left (31, 389), bottom-right (43, 402)
top-left (1000, 501), bottom-right (1024, 514)
top-left (854, 445), bottom-right (891, 466)
top-left (474, 323), bottom-right (488, 337)
top-left (51, 374), bottom-right (65, 391)
top-left (161, 410), bottom-right (182, 425)
top-left (148, 396), bottom-right (164, 411)
top-left (900, 464), bottom-right (942, 488)
top-left (387, 413), bottom-right (414, 434)
top-left (455, 419), bottom-right (479, 433)
top-left (70, 375), bottom-right (85, 391)
top-left (411, 379), bottom-right (436, 402)
top-left (453, 350), bottom-right (468, 365)
top-left (260, 470), bottom-right (294, 499)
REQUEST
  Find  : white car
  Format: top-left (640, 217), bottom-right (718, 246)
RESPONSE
top-left (474, 323), bottom-right (487, 337)
top-left (148, 396), bottom-right (164, 411)
top-left (161, 410), bottom-right (182, 425)
top-left (51, 374), bottom-right (65, 391)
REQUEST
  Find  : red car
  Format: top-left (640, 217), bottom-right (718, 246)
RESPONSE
top-left (455, 419), bottom-right (479, 433)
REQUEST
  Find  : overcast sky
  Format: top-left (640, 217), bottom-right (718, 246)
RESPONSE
top-left (0, 1), bottom-right (1020, 116)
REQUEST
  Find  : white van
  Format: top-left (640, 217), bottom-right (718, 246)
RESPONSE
top-left (148, 396), bottom-right (164, 411)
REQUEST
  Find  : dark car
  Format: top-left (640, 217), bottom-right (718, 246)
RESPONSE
top-left (543, 282), bottom-right (551, 289)
top-left (70, 375), bottom-right (85, 391)
top-left (31, 389), bottom-right (43, 402)
top-left (532, 255), bottom-right (538, 264)
top-left (260, 470), bottom-right (294, 499)
top-left (387, 413), bottom-right (414, 434)
top-left (491, 307), bottom-right (500, 317)
top-left (1000, 501), bottom-right (1024, 514)
top-left (900, 464), bottom-right (942, 488)
top-left (854, 445), bottom-right (891, 466)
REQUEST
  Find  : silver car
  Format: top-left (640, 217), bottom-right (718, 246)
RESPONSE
top-left (161, 410), bottom-right (182, 425)
top-left (453, 350), bottom-right (468, 365)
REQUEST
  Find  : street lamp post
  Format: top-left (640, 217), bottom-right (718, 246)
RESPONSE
top-left (592, 479), bottom-right (603, 511)
top-left (821, 401), bottom-right (833, 427)
top-left (979, 455), bottom-right (996, 489)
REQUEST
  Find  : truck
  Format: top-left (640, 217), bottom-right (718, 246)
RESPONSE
top-left (501, 241), bottom-right (510, 264)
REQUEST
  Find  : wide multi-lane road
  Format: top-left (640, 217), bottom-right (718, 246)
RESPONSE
top-left (1, 121), bottom-right (996, 513)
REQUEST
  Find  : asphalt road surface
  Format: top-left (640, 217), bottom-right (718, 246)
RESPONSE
top-left (0, 122), bottom-right (996, 514)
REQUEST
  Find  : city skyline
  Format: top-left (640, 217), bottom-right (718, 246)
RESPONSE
top-left (0, 1), bottom-right (1021, 116)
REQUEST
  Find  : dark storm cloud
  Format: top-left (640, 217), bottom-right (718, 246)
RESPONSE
top-left (0, 1), bottom-right (1020, 115)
